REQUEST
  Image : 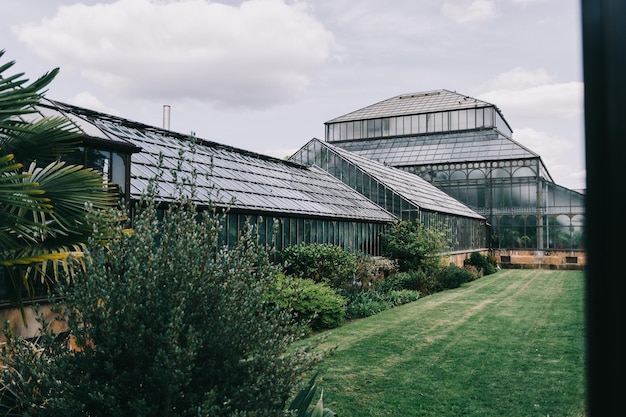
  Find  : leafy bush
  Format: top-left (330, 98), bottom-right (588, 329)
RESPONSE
top-left (465, 252), bottom-right (498, 276)
top-left (344, 289), bottom-right (419, 320)
top-left (0, 192), bottom-right (328, 417)
top-left (436, 264), bottom-right (476, 291)
top-left (281, 244), bottom-right (358, 289)
top-left (268, 274), bottom-right (346, 331)
top-left (354, 256), bottom-right (399, 289)
top-left (380, 220), bottom-right (451, 272)
top-left (376, 269), bottom-right (438, 295)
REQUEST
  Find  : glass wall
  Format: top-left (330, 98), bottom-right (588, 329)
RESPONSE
top-left (405, 158), bottom-right (585, 250)
top-left (222, 211), bottom-right (388, 260)
top-left (326, 106), bottom-right (513, 142)
top-left (65, 146), bottom-right (130, 198)
top-left (291, 140), bottom-right (489, 252)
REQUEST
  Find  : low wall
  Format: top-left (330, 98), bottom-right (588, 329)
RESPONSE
top-left (493, 249), bottom-right (586, 270)
top-left (442, 249), bottom-right (586, 271)
top-left (0, 303), bottom-right (68, 343)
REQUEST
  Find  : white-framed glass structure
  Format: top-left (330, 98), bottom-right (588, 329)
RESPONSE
top-left (41, 100), bottom-right (397, 258)
top-left (324, 89), bottom-right (585, 250)
top-left (290, 139), bottom-right (488, 252)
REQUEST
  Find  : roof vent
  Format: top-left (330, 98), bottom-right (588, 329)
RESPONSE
top-left (398, 91), bottom-right (441, 100)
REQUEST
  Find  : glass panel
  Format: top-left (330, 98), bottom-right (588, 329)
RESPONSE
top-left (411, 115), bottom-right (419, 134)
top-left (367, 119), bottom-right (376, 138)
top-left (425, 114), bottom-right (432, 133)
top-left (484, 107), bottom-right (494, 127)
top-left (513, 166), bottom-right (536, 178)
top-left (450, 170), bottom-right (466, 180)
top-left (459, 109), bottom-right (468, 130)
top-left (86, 148), bottom-right (111, 178)
top-left (491, 168), bottom-right (509, 179)
top-left (395, 116), bottom-right (403, 135)
top-left (433, 112), bottom-right (444, 132)
top-left (381, 118), bottom-right (389, 137)
top-left (475, 108), bottom-right (484, 128)
top-left (340, 123), bottom-right (347, 140)
top-left (111, 152), bottom-right (126, 194)
top-left (449, 110), bottom-right (459, 131)
top-left (388, 117), bottom-right (397, 136)
top-left (468, 168), bottom-right (485, 179)
top-left (402, 116), bottom-right (411, 135)
top-left (354, 120), bottom-right (362, 139)
top-left (467, 109), bottom-right (476, 129)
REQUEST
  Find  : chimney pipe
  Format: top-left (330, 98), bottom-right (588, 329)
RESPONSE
top-left (163, 105), bottom-right (171, 130)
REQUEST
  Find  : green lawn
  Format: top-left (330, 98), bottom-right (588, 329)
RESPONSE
top-left (310, 269), bottom-right (586, 417)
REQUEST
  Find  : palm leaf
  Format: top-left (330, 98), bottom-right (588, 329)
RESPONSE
top-left (0, 49), bottom-right (118, 319)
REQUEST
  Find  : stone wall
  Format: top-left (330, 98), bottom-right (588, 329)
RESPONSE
top-left (493, 249), bottom-right (586, 270)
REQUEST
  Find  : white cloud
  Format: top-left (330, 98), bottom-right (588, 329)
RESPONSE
top-left (13, 0), bottom-right (337, 109)
top-left (479, 67), bottom-right (554, 91)
top-left (441, 0), bottom-right (499, 24)
top-left (476, 68), bottom-right (583, 121)
top-left (478, 82), bottom-right (583, 120)
top-left (514, 127), bottom-right (585, 191)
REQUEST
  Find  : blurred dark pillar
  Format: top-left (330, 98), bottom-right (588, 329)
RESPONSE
top-left (581, 1), bottom-right (626, 415)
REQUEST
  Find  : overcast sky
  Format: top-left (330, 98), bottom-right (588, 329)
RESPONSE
top-left (2, 0), bottom-right (585, 191)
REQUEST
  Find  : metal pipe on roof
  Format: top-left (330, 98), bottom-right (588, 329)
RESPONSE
top-left (163, 105), bottom-right (171, 130)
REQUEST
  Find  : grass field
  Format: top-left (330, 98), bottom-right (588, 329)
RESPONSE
top-left (308, 269), bottom-right (586, 417)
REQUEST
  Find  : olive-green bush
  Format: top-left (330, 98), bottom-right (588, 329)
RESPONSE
top-left (344, 289), bottom-right (419, 320)
top-left (376, 269), bottom-right (438, 295)
top-left (281, 244), bottom-right (358, 289)
top-left (0, 191), bottom-right (328, 417)
top-left (380, 220), bottom-right (451, 273)
top-left (465, 252), bottom-right (498, 276)
top-left (436, 264), bottom-right (476, 291)
top-left (268, 274), bottom-right (346, 331)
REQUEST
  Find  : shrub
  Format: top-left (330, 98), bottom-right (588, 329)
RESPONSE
top-left (268, 274), bottom-right (346, 331)
top-left (376, 269), bottom-right (438, 295)
top-left (436, 263), bottom-right (476, 291)
top-left (380, 219), bottom-right (451, 272)
top-left (0, 191), bottom-right (328, 417)
top-left (465, 252), bottom-right (498, 276)
top-left (345, 291), bottom-right (390, 320)
top-left (344, 289), bottom-right (419, 320)
top-left (354, 256), bottom-right (399, 289)
top-left (281, 244), bottom-right (358, 289)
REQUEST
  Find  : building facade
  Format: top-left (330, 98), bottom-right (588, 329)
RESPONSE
top-left (322, 89), bottom-right (585, 263)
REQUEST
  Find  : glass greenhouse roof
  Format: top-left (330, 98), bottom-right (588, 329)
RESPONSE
top-left (336, 130), bottom-right (540, 166)
top-left (35, 100), bottom-right (396, 222)
top-left (292, 139), bottom-right (484, 220)
top-left (326, 89), bottom-right (499, 123)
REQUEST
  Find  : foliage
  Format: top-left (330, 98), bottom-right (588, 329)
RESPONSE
top-left (268, 274), bottom-right (346, 332)
top-left (464, 252), bottom-right (497, 276)
top-left (281, 244), bottom-right (358, 289)
top-left (353, 255), bottom-right (398, 290)
top-left (344, 289), bottom-right (419, 320)
top-left (435, 263), bottom-right (476, 291)
top-left (0, 49), bottom-right (118, 317)
top-left (287, 373), bottom-right (337, 417)
top-left (380, 219), bottom-right (451, 273)
top-left (376, 269), bottom-right (438, 295)
top-left (0, 190), bottom-right (329, 417)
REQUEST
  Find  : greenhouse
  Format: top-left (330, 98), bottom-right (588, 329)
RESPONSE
top-left (290, 138), bottom-right (488, 253)
top-left (323, 89), bottom-right (585, 258)
top-left (31, 99), bottom-right (397, 259)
